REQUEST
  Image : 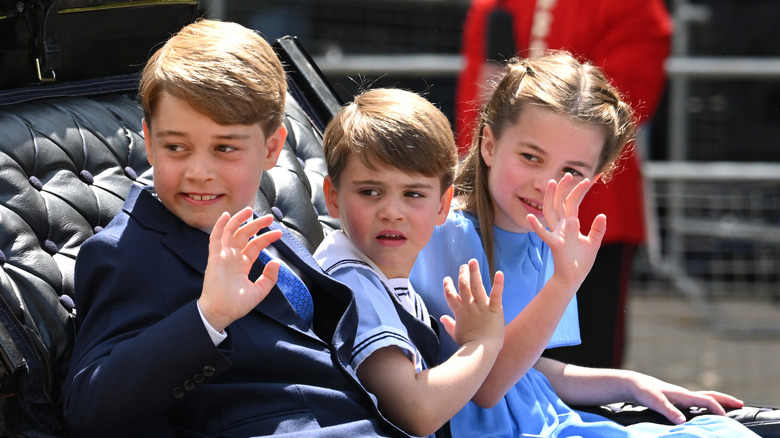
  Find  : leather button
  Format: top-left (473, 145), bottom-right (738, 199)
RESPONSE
top-left (271, 206), bottom-right (284, 221)
top-left (124, 166), bottom-right (137, 180)
top-left (79, 170), bottom-right (94, 185)
top-left (202, 366), bottom-right (216, 377)
top-left (193, 373), bottom-right (204, 384)
top-left (172, 387), bottom-right (185, 398)
top-left (183, 379), bottom-right (195, 391)
top-left (42, 239), bottom-right (57, 255)
top-left (29, 176), bottom-right (43, 190)
top-left (59, 295), bottom-right (75, 312)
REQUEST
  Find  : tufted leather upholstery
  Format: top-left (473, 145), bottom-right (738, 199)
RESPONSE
top-left (0, 38), bottom-right (340, 434)
top-left (0, 91), bottom-right (149, 435)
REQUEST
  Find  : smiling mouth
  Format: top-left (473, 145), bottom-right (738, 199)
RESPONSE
top-left (522, 198), bottom-right (542, 210)
top-left (187, 194), bottom-right (218, 201)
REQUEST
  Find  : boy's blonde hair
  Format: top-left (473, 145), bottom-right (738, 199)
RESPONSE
top-left (458, 51), bottom-right (637, 274)
top-left (323, 88), bottom-right (457, 194)
top-left (140, 19), bottom-right (286, 137)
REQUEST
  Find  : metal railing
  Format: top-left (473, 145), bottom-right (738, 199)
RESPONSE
top-left (633, 0), bottom-right (780, 336)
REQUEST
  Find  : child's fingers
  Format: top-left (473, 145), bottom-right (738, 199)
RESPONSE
top-left (440, 315), bottom-right (457, 339)
top-left (255, 259), bottom-right (281, 290)
top-left (221, 207), bottom-right (254, 247)
top-left (698, 390), bottom-right (744, 410)
top-left (235, 213), bottom-right (275, 246)
top-left (655, 402), bottom-right (687, 425)
top-left (442, 276), bottom-right (462, 312)
top-left (466, 259), bottom-right (487, 304)
top-left (489, 270), bottom-right (504, 311)
top-left (542, 179), bottom-right (559, 227)
top-left (564, 178), bottom-right (592, 215)
top-left (244, 229), bottom-right (283, 261)
top-left (457, 263), bottom-right (475, 304)
top-left (586, 214), bottom-right (607, 245)
top-left (553, 173), bottom-right (574, 220)
top-left (527, 213), bottom-right (547, 237)
top-left (209, 211), bottom-right (231, 253)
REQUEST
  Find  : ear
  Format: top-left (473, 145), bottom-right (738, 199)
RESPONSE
top-left (436, 184), bottom-right (454, 226)
top-left (262, 125), bottom-right (288, 171)
top-left (142, 118), bottom-right (154, 166)
top-left (480, 125), bottom-right (497, 167)
top-left (323, 175), bottom-right (341, 219)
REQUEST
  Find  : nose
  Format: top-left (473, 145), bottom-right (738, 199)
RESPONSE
top-left (377, 196), bottom-right (403, 221)
top-left (184, 151), bottom-right (214, 182)
top-left (532, 170), bottom-right (558, 194)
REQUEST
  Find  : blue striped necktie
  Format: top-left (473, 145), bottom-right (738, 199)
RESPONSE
top-left (259, 249), bottom-right (314, 326)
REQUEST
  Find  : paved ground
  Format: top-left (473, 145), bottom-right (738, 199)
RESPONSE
top-left (623, 293), bottom-right (780, 407)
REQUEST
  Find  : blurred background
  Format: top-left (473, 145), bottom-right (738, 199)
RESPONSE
top-left (200, 0), bottom-right (779, 406)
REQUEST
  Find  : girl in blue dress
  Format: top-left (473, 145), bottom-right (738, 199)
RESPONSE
top-left (410, 51), bottom-right (757, 437)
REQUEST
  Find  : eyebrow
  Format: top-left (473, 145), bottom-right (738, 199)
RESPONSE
top-left (154, 129), bottom-right (251, 140)
top-left (350, 179), bottom-right (437, 190)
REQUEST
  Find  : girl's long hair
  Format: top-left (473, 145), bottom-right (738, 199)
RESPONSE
top-left (456, 51), bottom-right (636, 274)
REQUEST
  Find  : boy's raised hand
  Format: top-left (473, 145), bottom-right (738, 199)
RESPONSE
top-left (441, 259), bottom-right (505, 348)
top-left (200, 208), bottom-right (283, 332)
top-left (527, 173), bottom-right (606, 289)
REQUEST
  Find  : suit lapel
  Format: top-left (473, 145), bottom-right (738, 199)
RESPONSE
top-left (269, 221), bottom-right (326, 275)
top-left (163, 217), bottom-right (210, 274)
top-left (267, 222), bottom-right (358, 363)
top-left (127, 186), bottom-right (211, 276)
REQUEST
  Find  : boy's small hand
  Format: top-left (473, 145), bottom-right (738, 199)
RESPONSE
top-left (527, 173), bottom-right (606, 289)
top-left (441, 259), bottom-right (505, 348)
top-left (200, 208), bottom-right (283, 332)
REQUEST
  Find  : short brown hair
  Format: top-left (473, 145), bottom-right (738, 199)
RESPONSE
top-left (323, 88), bottom-right (457, 194)
top-left (140, 19), bottom-right (286, 136)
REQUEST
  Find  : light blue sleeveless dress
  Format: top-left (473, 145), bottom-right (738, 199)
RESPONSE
top-left (410, 209), bottom-right (757, 438)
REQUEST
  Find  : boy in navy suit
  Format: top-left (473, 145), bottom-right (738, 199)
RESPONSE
top-left (63, 19), bottom-right (404, 438)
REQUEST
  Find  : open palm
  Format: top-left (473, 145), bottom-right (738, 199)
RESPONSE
top-left (200, 208), bottom-right (282, 332)
top-left (527, 173), bottom-right (606, 288)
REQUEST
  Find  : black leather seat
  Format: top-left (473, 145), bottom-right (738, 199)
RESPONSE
top-left (0, 36), bottom-right (341, 436)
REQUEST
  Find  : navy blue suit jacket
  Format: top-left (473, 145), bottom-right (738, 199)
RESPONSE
top-left (63, 185), bottom-right (404, 437)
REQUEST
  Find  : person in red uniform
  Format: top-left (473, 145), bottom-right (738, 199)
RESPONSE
top-left (455, 0), bottom-right (672, 368)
